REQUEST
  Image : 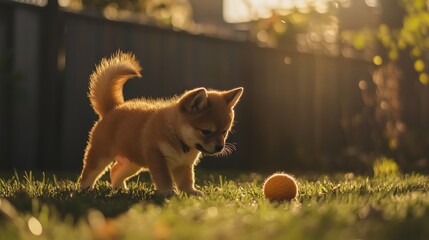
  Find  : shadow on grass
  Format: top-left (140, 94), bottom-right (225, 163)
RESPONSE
top-left (3, 188), bottom-right (173, 222)
top-left (0, 171), bottom-right (169, 221)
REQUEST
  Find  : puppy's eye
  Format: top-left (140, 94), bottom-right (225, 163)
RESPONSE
top-left (200, 129), bottom-right (212, 136)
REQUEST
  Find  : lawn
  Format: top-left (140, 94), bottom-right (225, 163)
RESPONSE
top-left (0, 171), bottom-right (428, 240)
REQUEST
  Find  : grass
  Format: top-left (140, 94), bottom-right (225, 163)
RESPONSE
top-left (0, 171), bottom-right (428, 240)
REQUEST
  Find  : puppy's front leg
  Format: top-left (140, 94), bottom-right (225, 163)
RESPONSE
top-left (147, 149), bottom-right (175, 197)
top-left (172, 165), bottom-right (202, 196)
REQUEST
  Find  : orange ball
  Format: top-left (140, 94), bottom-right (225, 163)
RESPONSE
top-left (263, 173), bottom-right (298, 201)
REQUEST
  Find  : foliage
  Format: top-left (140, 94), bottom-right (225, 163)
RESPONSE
top-left (1, 171), bottom-right (429, 239)
top-left (342, 0), bottom-right (429, 85)
top-left (250, 1), bottom-right (341, 54)
top-left (251, 0), bottom-right (429, 85)
top-left (249, 1), bottom-right (429, 165)
top-left (65, 0), bottom-right (192, 29)
top-left (373, 156), bottom-right (401, 177)
top-left (344, 1), bottom-right (429, 163)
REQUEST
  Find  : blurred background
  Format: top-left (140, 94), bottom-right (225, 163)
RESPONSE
top-left (0, 0), bottom-right (428, 173)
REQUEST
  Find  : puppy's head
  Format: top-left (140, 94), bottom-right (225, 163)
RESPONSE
top-left (177, 87), bottom-right (243, 155)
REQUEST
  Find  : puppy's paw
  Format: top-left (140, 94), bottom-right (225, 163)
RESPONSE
top-left (183, 189), bottom-right (203, 197)
top-left (79, 184), bottom-right (93, 191)
top-left (156, 189), bottom-right (177, 198)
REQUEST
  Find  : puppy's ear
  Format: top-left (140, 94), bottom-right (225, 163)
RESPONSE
top-left (179, 88), bottom-right (209, 114)
top-left (223, 87), bottom-right (243, 108)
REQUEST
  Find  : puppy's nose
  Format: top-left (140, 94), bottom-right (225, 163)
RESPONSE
top-left (214, 144), bottom-right (224, 153)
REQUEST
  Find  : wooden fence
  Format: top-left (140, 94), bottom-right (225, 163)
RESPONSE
top-left (1, 2), bottom-right (378, 172)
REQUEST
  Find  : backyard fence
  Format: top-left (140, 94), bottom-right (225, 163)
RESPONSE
top-left (2, 1), bottom-right (411, 173)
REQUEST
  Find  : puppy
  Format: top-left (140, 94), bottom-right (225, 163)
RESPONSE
top-left (79, 51), bottom-right (243, 196)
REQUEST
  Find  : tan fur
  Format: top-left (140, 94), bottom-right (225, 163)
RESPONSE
top-left (79, 51), bottom-right (243, 196)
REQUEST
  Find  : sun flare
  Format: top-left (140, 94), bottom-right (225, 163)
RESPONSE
top-left (223, 0), bottom-right (330, 23)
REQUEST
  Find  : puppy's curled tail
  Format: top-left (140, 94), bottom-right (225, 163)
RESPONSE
top-left (89, 51), bottom-right (142, 117)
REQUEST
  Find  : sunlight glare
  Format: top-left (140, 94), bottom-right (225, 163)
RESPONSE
top-left (207, 207), bottom-right (219, 218)
top-left (58, 0), bottom-right (70, 7)
top-left (380, 101), bottom-right (389, 110)
top-left (257, 30), bottom-right (269, 42)
top-left (28, 217), bottom-right (43, 236)
top-left (315, 0), bottom-right (329, 13)
top-left (419, 73), bottom-right (429, 85)
top-left (223, 0), bottom-right (272, 23)
top-left (277, 0), bottom-right (295, 9)
top-left (365, 0), bottom-right (379, 7)
top-left (340, 0), bottom-right (352, 8)
top-left (224, 0), bottom-right (323, 23)
top-left (373, 56), bottom-right (383, 65)
top-left (358, 80), bottom-right (368, 90)
top-left (13, 0), bottom-right (47, 7)
top-left (295, 0), bottom-right (310, 11)
top-left (103, 3), bottom-right (119, 20)
top-left (414, 59), bottom-right (425, 72)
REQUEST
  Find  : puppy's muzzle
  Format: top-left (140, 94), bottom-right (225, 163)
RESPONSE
top-left (196, 144), bottom-right (224, 155)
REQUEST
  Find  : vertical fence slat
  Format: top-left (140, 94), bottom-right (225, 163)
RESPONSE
top-left (11, 6), bottom-right (41, 169)
top-left (0, 5), bottom-right (13, 170)
top-left (60, 15), bottom-right (99, 170)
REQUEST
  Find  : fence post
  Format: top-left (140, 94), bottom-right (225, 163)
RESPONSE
top-left (9, 4), bottom-right (41, 170)
top-left (0, 5), bottom-right (13, 169)
top-left (37, 0), bottom-right (62, 170)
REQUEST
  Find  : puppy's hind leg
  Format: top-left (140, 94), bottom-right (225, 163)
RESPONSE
top-left (110, 155), bottom-right (142, 189)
